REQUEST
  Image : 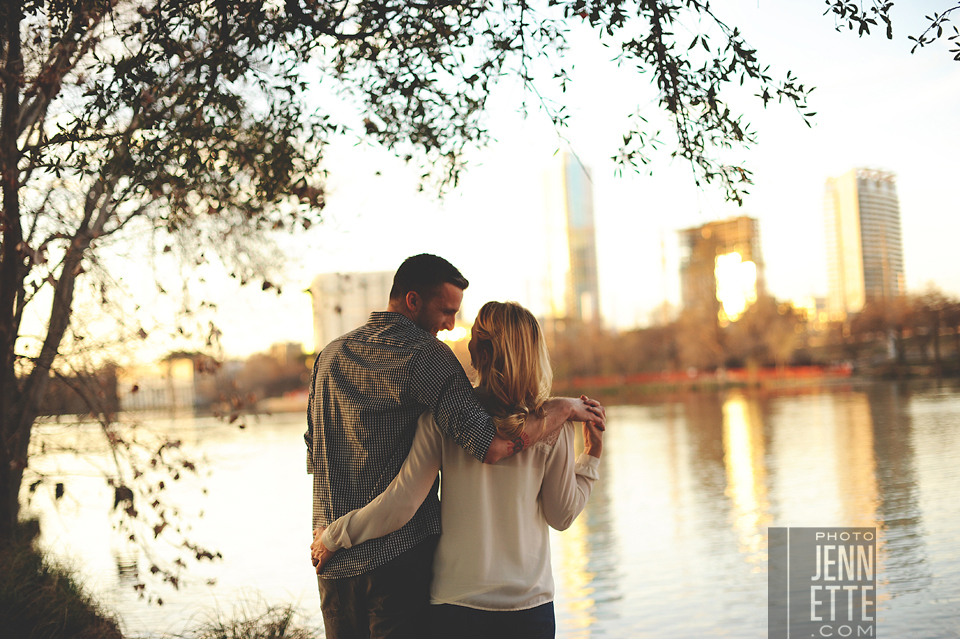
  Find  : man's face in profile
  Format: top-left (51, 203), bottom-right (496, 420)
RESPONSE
top-left (414, 283), bottom-right (463, 336)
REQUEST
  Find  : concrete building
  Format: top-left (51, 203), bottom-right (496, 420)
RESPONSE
top-left (824, 168), bottom-right (905, 321)
top-left (309, 271), bottom-right (393, 351)
top-left (117, 357), bottom-right (196, 410)
top-left (269, 341), bottom-right (305, 366)
top-left (543, 152), bottom-right (601, 326)
top-left (679, 216), bottom-right (765, 323)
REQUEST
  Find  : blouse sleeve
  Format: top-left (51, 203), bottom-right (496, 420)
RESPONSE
top-left (322, 412), bottom-right (443, 551)
top-left (539, 422), bottom-right (601, 531)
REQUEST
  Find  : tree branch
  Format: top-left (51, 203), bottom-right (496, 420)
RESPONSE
top-left (12, 104), bottom-right (143, 454)
top-left (18, 5), bottom-right (109, 139)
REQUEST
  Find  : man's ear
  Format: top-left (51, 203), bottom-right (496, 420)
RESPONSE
top-left (405, 290), bottom-right (422, 313)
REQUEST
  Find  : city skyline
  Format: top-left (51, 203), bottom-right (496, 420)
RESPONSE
top-left (161, 3), bottom-right (958, 357)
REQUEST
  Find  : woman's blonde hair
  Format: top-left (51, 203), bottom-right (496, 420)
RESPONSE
top-left (471, 301), bottom-right (553, 441)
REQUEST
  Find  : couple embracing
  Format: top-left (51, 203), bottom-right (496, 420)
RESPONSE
top-left (305, 254), bottom-right (606, 639)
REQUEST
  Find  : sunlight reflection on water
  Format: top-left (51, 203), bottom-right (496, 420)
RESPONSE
top-left (24, 381), bottom-right (960, 638)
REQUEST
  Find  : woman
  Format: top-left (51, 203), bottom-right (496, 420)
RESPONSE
top-left (316, 301), bottom-right (603, 639)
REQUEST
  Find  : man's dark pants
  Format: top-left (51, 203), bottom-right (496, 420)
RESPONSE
top-left (318, 536), bottom-right (438, 639)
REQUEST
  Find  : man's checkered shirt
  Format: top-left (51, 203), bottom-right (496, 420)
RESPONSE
top-left (306, 311), bottom-right (495, 579)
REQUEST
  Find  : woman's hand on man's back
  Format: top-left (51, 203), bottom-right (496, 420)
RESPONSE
top-left (311, 527), bottom-right (336, 575)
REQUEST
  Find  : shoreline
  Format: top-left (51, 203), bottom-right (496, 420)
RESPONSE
top-left (552, 365), bottom-right (960, 403)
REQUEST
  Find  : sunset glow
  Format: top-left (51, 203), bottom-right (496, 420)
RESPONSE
top-left (438, 326), bottom-right (468, 342)
top-left (715, 252), bottom-right (758, 323)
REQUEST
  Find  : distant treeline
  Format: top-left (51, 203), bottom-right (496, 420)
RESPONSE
top-left (36, 289), bottom-right (960, 417)
top-left (35, 346), bottom-right (311, 417)
top-left (548, 289), bottom-right (960, 382)
top-left (38, 366), bottom-right (120, 417)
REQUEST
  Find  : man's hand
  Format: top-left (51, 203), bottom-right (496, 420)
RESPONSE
top-left (485, 396), bottom-right (606, 463)
top-left (311, 527), bottom-right (336, 575)
top-left (583, 419), bottom-right (604, 458)
top-left (542, 396), bottom-right (606, 432)
top-left (573, 395), bottom-right (606, 430)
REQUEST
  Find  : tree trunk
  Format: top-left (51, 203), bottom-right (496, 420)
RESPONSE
top-left (1, 404), bottom-right (32, 544)
top-left (932, 316), bottom-right (941, 369)
top-left (0, 457), bottom-right (14, 543)
top-left (0, 401), bottom-right (36, 546)
top-left (0, 0), bottom-right (93, 539)
top-left (0, 2), bottom-right (24, 543)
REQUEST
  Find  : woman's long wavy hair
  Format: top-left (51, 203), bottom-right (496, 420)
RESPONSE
top-left (470, 301), bottom-right (553, 441)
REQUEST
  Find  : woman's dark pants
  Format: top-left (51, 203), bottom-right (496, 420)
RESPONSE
top-left (429, 601), bottom-right (556, 639)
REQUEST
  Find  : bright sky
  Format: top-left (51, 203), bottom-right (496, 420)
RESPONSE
top-left (194, 1), bottom-right (960, 357)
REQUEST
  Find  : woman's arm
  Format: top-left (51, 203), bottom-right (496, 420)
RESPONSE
top-left (316, 412), bottom-right (443, 570)
top-left (539, 421), bottom-right (603, 531)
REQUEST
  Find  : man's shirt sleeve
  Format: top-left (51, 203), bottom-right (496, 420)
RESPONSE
top-left (304, 352), bottom-right (321, 474)
top-left (409, 339), bottom-right (495, 462)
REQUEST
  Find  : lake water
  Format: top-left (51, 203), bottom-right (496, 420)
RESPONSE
top-left (22, 380), bottom-right (960, 638)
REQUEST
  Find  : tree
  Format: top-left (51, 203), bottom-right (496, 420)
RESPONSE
top-left (944, 298), bottom-right (960, 365)
top-left (852, 296), bottom-right (914, 365)
top-left (676, 305), bottom-right (724, 370)
top-left (2, 0), bottom-right (310, 544)
top-left (724, 296), bottom-right (803, 370)
top-left (912, 286), bottom-right (960, 372)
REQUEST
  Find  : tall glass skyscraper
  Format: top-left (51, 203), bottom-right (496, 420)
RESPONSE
top-left (824, 169), bottom-right (905, 321)
top-left (543, 152), bottom-right (601, 325)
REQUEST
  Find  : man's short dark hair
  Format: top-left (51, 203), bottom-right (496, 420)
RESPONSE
top-left (389, 254), bottom-right (469, 301)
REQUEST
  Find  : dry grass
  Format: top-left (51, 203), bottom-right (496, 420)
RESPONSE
top-left (0, 520), bottom-right (124, 639)
top-left (1, 521), bottom-right (319, 639)
top-left (181, 600), bottom-right (318, 639)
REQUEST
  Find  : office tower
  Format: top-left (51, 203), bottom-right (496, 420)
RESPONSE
top-left (679, 216), bottom-right (765, 323)
top-left (543, 152), bottom-right (601, 326)
top-left (309, 271), bottom-right (393, 351)
top-left (824, 168), bottom-right (905, 320)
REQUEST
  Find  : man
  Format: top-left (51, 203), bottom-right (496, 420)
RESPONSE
top-left (305, 254), bottom-right (605, 639)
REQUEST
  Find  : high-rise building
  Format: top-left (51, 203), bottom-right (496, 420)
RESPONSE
top-left (543, 152), bottom-right (601, 325)
top-left (679, 216), bottom-right (765, 323)
top-left (309, 271), bottom-right (393, 351)
top-left (823, 168), bottom-right (905, 321)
